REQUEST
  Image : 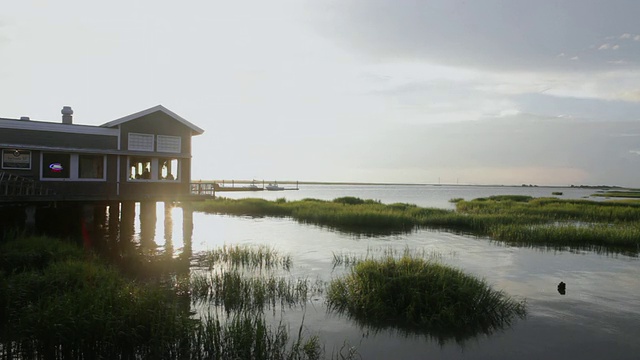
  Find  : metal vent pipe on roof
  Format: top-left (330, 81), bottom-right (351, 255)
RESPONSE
top-left (61, 106), bottom-right (73, 124)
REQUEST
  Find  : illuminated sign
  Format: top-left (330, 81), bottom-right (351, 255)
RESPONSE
top-left (49, 163), bottom-right (64, 172)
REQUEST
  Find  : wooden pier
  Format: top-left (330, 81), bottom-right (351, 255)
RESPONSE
top-left (190, 180), bottom-right (299, 195)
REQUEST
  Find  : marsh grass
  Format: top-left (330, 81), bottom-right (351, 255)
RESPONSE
top-left (1, 258), bottom-right (194, 359)
top-left (0, 235), bottom-right (84, 273)
top-left (0, 237), bottom-right (333, 360)
top-left (190, 271), bottom-right (314, 313)
top-left (192, 196), bottom-right (640, 253)
top-left (191, 311), bottom-right (323, 360)
top-left (332, 247), bottom-right (447, 269)
top-left (326, 255), bottom-right (525, 344)
top-left (197, 244), bottom-right (292, 271)
top-left (191, 245), bottom-right (316, 313)
top-left (332, 252), bottom-right (361, 268)
top-left (592, 191), bottom-right (640, 198)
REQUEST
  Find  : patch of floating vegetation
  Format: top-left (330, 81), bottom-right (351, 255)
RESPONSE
top-left (326, 255), bottom-right (526, 344)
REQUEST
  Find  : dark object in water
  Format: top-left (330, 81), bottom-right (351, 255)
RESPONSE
top-left (557, 281), bottom-right (566, 295)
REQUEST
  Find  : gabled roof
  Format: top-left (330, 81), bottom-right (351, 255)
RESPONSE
top-left (101, 105), bottom-right (204, 135)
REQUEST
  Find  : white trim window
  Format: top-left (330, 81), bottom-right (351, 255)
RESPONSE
top-left (78, 155), bottom-right (106, 180)
top-left (157, 135), bottom-right (181, 153)
top-left (42, 153), bottom-right (71, 179)
top-left (128, 133), bottom-right (155, 151)
top-left (129, 156), bottom-right (153, 180)
top-left (40, 153), bottom-right (107, 181)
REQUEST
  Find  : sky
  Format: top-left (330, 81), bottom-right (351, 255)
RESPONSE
top-left (2, 0), bottom-right (640, 187)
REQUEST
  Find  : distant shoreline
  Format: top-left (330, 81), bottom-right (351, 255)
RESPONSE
top-left (201, 179), bottom-right (628, 190)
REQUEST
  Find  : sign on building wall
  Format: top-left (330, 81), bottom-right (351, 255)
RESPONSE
top-left (2, 149), bottom-right (31, 169)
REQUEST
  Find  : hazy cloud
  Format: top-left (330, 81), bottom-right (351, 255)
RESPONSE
top-left (363, 114), bottom-right (640, 186)
top-left (316, 0), bottom-right (640, 72)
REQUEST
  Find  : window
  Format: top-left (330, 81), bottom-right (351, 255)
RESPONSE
top-left (159, 158), bottom-right (179, 181)
top-left (129, 157), bottom-right (152, 180)
top-left (128, 133), bottom-right (154, 151)
top-left (2, 149), bottom-right (31, 170)
top-left (157, 135), bottom-right (181, 153)
top-left (79, 155), bottom-right (104, 179)
top-left (42, 153), bottom-right (70, 179)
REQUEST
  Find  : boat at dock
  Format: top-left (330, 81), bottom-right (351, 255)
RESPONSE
top-left (265, 182), bottom-right (285, 191)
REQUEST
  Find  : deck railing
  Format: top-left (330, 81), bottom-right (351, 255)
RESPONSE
top-left (0, 172), bottom-right (55, 197)
top-left (190, 182), bottom-right (216, 196)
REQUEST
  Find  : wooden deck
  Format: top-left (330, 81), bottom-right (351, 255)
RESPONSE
top-left (0, 171), bottom-right (213, 204)
top-left (0, 172), bottom-right (55, 198)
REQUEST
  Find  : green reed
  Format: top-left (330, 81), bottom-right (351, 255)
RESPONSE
top-left (190, 271), bottom-right (316, 313)
top-left (190, 311), bottom-right (323, 360)
top-left (0, 237), bottom-right (336, 360)
top-left (0, 235), bottom-right (84, 274)
top-left (192, 196), bottom-right (640, 252)
top-left (197, 244), bottom-right (292, 271)
top-left (488, 222), bottom-right (640, 250)
top-left (332, 247), bottom-right (447, 269)
top-left (326, 255), bottom-right (525, 343)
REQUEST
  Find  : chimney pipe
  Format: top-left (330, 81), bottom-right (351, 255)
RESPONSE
top-left (61, 106), bottom-right (73, 124)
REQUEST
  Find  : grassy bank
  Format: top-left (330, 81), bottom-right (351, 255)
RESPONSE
top-left (326, 255), bottom-right (525, 342)
top-left (0, 236), bottom-right (327, 360)
top-left (591, 190), bottom-right (640, 199)
top-left (192, 196), bottom-right (640, 252)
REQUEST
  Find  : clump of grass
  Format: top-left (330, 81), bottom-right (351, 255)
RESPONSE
top-left (191, 311), bottom-right (324, 360)
top-left (194, 197), bottom-right (291, 217)
top-left (197, 244), bottom-right (292, 271)
top-left (190, 271), bottom-right (313, 313)
top-left (326, 255), bottom-right (525, 342)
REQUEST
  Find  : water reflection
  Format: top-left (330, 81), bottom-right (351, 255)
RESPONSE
top-left (13, 196), bottom-right (636, 359)
top-left (328, 309), bottom-right (525, 346)
top-left (87, 201), bottom-right (194, 281)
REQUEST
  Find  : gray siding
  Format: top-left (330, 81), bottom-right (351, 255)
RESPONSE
top-left (0, 129), bottom-right (117, 150)
top-left (119, 111), bottom-right (192, 155)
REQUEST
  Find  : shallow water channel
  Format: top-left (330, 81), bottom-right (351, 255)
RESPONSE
top-left (144, 185), bottom-right (639, 359)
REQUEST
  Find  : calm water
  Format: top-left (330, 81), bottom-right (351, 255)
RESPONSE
top-left (149, 185), bottom-right (639, 359)
top-left (217, 184), bottom-right (602, 209)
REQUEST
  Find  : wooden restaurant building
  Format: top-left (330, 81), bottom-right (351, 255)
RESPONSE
top-left (0, 105), bottom-right (204, 235)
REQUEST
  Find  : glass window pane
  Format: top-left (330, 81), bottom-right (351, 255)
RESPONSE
top-left (130, 156), bottom-right (152, 180)
top-left (79, 155), bottom-right (104, 179)
top-left (159, 158), bottom-right (179, 181)
top-left (43, 153), bottom-right (70, 179)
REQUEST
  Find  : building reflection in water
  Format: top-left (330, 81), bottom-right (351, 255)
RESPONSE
top-left (98, 201), bottom-right (193, 281)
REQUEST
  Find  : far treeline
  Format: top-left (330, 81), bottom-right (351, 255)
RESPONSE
top-left (192, 195), bottom-right (640, 253)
